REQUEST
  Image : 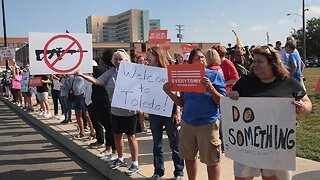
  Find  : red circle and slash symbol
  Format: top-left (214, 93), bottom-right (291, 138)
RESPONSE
top-left (43, 34), bottom-right (83, 73)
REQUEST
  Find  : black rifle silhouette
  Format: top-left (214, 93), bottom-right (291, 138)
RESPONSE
top-left (35, 47), bottom-right (88, 61)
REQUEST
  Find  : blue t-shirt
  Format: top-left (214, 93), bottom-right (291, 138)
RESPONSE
top-left (287, 51), bottom-right (302, 82)
top-left (181, 69), bottom-right (226, 126)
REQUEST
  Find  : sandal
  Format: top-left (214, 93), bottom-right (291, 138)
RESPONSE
top-left (74, 133), bottom-right (86, 140)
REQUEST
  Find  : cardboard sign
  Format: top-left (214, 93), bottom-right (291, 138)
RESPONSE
top-left (29, 77), bottom-right (43, 87)
top-left (111, 61), bottom-right (174, 117)
top-left (0, 47), bottom-right (15, 61)
top-left (220, 97), bottom-right (296, 170)
top-left (181, 44), bottom-right (199, 54)
top-left (167, 64), bottom-right (205, 93)
top-left (162, 39), bottom-right (171, 50)
top-left (148, 30), bottom-right (168, 44)
top-left (21, 72), bottom-right (30, 92)
top-left (316, 79), bottom-right (320, 93)
top-left (29, 32), bottom-right (93, 75)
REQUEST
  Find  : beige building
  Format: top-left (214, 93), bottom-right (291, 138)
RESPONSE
top-left (86, 9), bottom-right (159, 43)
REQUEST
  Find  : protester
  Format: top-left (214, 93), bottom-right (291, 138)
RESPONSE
top-left (135, 55), bottom-right (148, 132)
top-left (75, 49), bottom-right (141, 176)
top-left (59, 74), bottom-right (72, 124)
top-left (146, 46), bottom-right (184, 180)
top-left (35, 74), bottom-right (52, 118)
top-left (275, 41), bottom-right (282, 51)
top-left (204, 48), bottom-right (224, 77)
top-left (51, 74), bottom-right (64, 119)
top-left (163, 48), bottom-right (226, 180)
top-left (12, 62), bottom-right (23, 107)
top-left (212, 44), bottom-right (239, 92)
top-left (285, 41), bottom-right (305, 90)
top-left (69, 74), bottom-right (95, 139)
top-left (89, 49), bottom-right (117, 162)
top-left (21, 64), bottom-right (34, 112)
top-left (227, 45), bottom-right (312, 180)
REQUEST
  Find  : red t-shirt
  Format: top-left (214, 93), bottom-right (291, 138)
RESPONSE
top-left (219, 58), bottom-right (239, 92)
top-left (209, 65), bottom-right (224, 79)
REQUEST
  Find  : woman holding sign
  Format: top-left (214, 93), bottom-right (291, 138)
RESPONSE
top-left (227, 45), bottom-right (312, 180)
top-left (146, 46), bottom-right (184, 180)
top-left (75, 49), bottom-right (140, 176)
top-left (163, 48), bottom-right (226, 180)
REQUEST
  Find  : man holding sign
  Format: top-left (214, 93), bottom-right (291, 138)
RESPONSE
top-left (226, 45), bottom-right (312, 180)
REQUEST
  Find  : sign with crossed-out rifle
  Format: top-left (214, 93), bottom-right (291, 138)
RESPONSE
top-left (29, 32), bottom-right (93, 75)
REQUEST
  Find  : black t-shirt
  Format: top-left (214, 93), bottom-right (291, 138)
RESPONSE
top-left (36, 75), bottom-right (49, 93)
top-left (91, 66), bottom-right (110, 106)
top-left (232, 75), bottom-right (306, 100)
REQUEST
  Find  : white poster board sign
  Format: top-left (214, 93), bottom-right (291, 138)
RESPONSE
top-left (220, 97), bottom-right (296, 170)
top-left (29, 32), bottom-right (92, 75)
top-left (0, 47), bottom-right (15, 61)
top-left (111, 61), bottom-right (174, 117)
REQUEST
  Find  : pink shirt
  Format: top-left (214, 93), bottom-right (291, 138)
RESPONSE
top-left (12, 75), bottom-right (22, 90)
top-left (219, 58), bottom-right (239, 92)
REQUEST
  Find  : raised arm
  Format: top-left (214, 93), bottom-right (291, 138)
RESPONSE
top-left (163, 82), bottom-right (184, 107)
top-left (74, 69), bottom-right (103, 87)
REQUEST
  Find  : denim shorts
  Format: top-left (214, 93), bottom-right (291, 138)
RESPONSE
top-left (71, 95), bottom-right (85, 110)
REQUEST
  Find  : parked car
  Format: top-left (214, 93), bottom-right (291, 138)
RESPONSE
top-left (305, 57), bottom-right (320, 68)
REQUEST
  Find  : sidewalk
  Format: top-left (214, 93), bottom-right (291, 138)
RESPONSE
top-left (1, 96), bottom-right (319, 180)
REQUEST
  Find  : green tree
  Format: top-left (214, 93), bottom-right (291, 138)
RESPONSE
top-left (292, 17), bottom-right (320, 60)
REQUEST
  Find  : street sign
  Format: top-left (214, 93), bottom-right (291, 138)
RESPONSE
top-left (29, 32), bottom-right (92, 75)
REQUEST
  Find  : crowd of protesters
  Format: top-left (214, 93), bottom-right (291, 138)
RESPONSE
top-left (0, 35), bottom-right (313, 180)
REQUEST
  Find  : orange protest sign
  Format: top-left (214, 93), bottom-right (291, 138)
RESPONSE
top-left (181, 44), bottom-right (199, 54)
top-left (135, 51), bottom-right (146, 57)
top-left (29, 77), bottom-right (43, 87)
top-left (167, 64), bottom-right (205, 93)
top-left (162, 39), bottom-right (171, 50)
top-left (148, 30), bottom-right (168, 44)
top-left (316, 79), bottom-right (320, 93)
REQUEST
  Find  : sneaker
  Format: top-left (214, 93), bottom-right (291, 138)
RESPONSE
top-left (43, 112), bottom-right (52, 119)
top-left (109, 158), bottom-right (127, 170)
top-left (60, 120), bottom-right (69, 124)
top-left (59, 115), bottom-right (65, 120)
top-left (37, 111), bottom-right (44, 117)
top-left (90, 142), bottom-right (105, 149)
top-left (96, 149), bottom-right (110, 158)
top-left (126, 164), bottom-right (141, 176)
top-left (54, 115), bottom-right (59, 119)
top-left (150, 174), bottom-right (164, 180)
top-left (103, 153), bottom-right (118, 162)
top-left (174, 175), bottom-right (183, 180)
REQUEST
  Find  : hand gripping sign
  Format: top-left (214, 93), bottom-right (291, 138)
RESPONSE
top-left (29, 32), bottom-right (93, 75)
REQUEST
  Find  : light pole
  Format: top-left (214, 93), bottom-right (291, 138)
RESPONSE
top-left (286, 0), bottom-right (308, 63)
top-left (1, 0), bottom-right (9, 70)
top-left (175, 25), bottom-right (184, 43)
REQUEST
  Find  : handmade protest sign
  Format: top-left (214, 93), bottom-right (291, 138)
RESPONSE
top-left (111, 61), bottom-right (174, 117)
top-left (21, 72), bottom-right (30, 92)
top-left (0, 47), bottom-right (15, 61)
top-left (167, 64), bottom-right (205, 93)
top-left (220, 97), bottom-right (296, 170)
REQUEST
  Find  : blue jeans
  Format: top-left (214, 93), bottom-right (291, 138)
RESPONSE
top-left (60, 96), bottom-right (71, 121)
top-left (149, 114), bottom-right (184, 177)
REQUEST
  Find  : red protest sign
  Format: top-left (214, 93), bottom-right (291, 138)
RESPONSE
top-left (148, 30), bottom-right (168, 44)
top-left (135, 51), bottom-right (146, 57)
top-left (29, 77), bottom-right (43, 87)
top-left (162, 39), bottom-right (171, 50)
top-left (316, 79), bottom-right (320, 93)
top-left (181, 44), bottom-right (199, 54)
top-left (167, 64), bottom-right (205, 93)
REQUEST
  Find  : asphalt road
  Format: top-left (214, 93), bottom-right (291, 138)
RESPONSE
top-left (0, 100), bottom-right (106, 180)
